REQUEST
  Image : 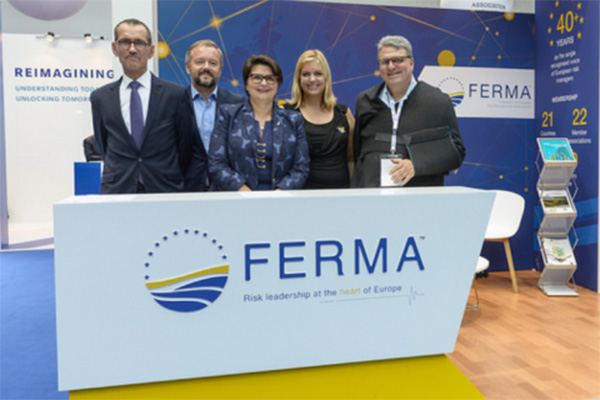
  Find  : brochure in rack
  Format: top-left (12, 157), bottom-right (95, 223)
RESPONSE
top-left (541, 237), bottom-right (576, 267)
top-left (537, 138), bottom-right (576, 162)
top-left (541, 189), bottom-right (574, 214)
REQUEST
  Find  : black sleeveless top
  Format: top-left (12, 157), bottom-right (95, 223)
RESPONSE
top-left (284, 103), bottom-right (350, 189)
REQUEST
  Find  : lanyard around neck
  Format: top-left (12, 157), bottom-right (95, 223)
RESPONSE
top-left (388, 94), bottom-right (402, 155)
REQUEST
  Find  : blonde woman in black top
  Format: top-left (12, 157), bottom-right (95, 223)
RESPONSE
top-left (285, 50), bottom-right (355, 189)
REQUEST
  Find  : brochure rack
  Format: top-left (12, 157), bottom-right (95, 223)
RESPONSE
top-left (535, 138), bottom-right (578, 296)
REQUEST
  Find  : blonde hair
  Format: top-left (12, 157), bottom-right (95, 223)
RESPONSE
top-left (289, 49), bottom-right (337, 111)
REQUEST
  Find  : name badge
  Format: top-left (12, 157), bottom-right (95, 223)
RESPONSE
top-left (380, 154), bottom-right (403, 187)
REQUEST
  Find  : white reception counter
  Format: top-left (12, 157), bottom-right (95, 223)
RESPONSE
top-left (54, 186), bottom-right (494, 390)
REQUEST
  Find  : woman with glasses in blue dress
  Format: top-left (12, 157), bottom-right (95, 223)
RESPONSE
top-left (209, 55), bottom-right (310, 191)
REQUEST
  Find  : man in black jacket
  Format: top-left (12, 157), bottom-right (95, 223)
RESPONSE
top-left (351, 35), bottom-right (466, 188)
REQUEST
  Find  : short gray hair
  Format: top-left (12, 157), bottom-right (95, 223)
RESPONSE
top-left (377, 35), bottom-right (413, 58)
top-left (114, 18), bottom-right (152, 44)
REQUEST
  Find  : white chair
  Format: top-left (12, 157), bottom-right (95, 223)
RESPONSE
top-left (484, 190), bottom-right (526, 293)
top-left (467, 256), bottom-right (490, 309)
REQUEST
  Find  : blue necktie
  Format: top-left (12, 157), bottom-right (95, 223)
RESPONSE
top-left (129, 81), bottom-right (144, 149)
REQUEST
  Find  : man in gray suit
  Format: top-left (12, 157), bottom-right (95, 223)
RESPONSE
top-left (91, 18), bottom-right (203, 193)
top-left (185, 39), bottom-right (244, 190)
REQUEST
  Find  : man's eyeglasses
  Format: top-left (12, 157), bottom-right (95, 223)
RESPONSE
top-left (379, 56), bottom-right (411, 67)
top-left (249, 74), bottom-right (277, 85)
top-left (116, 39), bottom-right (150, 51)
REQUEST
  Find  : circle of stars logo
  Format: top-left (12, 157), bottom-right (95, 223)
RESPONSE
top-left (144, 228), bottom-right (227, 282)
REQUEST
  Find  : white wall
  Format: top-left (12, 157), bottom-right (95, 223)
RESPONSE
top-left (0, 29), bottom-right (7, 248)
top-left (1, 0), bottom-right (154, 231)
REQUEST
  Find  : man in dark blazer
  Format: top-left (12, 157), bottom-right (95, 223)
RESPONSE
top-left (91, 18), bottom-right (204, 194)
top-left (184, 39), bottom-right (244, 191)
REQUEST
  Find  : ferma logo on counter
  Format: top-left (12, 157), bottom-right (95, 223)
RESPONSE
top-left (143, 228), bottom-right (229, 312)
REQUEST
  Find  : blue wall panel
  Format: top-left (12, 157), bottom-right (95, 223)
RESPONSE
top-left (157, 1), bottom-right (538, 277)
top-left (535, 0), bottom-right (598, 291)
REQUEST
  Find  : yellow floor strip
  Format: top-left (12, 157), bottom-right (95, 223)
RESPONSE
top-left (71, 355), bottom-right (483, 399)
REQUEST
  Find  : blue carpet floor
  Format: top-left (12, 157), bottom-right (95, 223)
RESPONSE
top-left (0, 250), bottom-right (68, 400)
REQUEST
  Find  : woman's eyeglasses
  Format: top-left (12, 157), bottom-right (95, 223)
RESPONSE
top-left (249, 74), bottom-right (277, 85)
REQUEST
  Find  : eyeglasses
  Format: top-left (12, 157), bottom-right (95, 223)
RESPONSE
top-left (116, 39), bottom-right (150, 51)
top-left (379, 56), bottom-right (411, 67)
top-left (249, 74), bottom-right (277, 85)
